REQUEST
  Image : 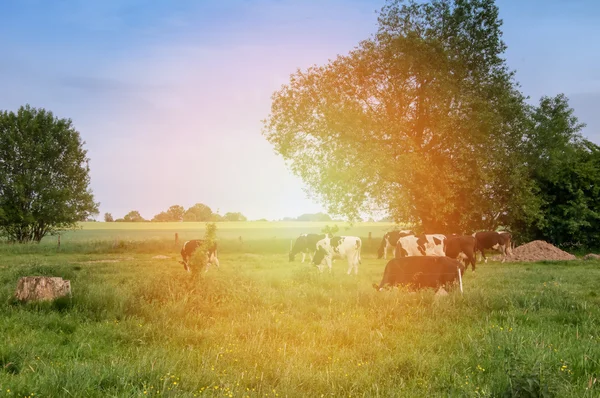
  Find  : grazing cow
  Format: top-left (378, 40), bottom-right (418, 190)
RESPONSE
top-left (444, 235), bottom-right (477, 271)
top-left (499, 231), bottom-right (513, 252)
top-left (179, 239), bottom-right (219, 272)
top-left (377, 230), bottom-right (416, 259)
top-left (372, 256), bottom-right (465, 291)
top-left (289, 233), bottom-right (326, 263)
top-left (473, 231), bottom-right (513, 263)
top-left (312, 236), bottom-right (362, 274)
top-left (394, 234), bottom-right (446, 258)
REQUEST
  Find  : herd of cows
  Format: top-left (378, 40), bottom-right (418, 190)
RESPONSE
top-left (177, 230), bottom-right (514, 292)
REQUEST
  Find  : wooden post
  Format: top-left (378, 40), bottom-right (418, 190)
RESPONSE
top-left (57, 234), bottom-right (61, 249)
top-left (175, 233), bottom-right (179, 244)
top-left (368, 232), bottom-right (372, 249)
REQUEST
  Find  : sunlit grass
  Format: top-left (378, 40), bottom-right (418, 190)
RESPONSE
top-left (1, 239), bottom-right (599, 396)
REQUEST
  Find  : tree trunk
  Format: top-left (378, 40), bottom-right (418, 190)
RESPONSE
top-left (14, 276), bottom-right (71, 302)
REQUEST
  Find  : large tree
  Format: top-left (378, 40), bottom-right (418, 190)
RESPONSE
top-left (518, 94), bottom-right (600, 247)
top-left (0, 105), bottom-right (98, 242)
top-left (263, 0), bottom-right (539, 233)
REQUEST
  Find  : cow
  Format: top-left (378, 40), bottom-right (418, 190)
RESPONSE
top-left (377, 230), bottom-right (416, 259)
top-left (372, 256), bottom-right (465, 292)
top-left (179, 239), bottom-right (219, 272)
top-left (394, 234), bottom-right (446, 258)
top-left (312, 236), bottom-right (362, 274)
top-left (289, 233), bottom-right (326, 263)
top-left (444, 235), bottom-right (477, 271)
top-left (473, 231), bottom-right (513, 263)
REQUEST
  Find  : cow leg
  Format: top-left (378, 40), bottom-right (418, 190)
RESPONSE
top-left (301, 252), bottom-right (306, 263)
top-left (479, 248), bottom-right (488, 264)
top-left (210, 251), bottom-right (220, 269)
top-left (327, 258), bottom-right (333, 273)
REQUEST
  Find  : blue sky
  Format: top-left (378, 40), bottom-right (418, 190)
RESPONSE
top-left (1, 0), bottom-right (599, 221)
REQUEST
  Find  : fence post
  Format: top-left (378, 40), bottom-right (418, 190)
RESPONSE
top-left (57, 234), bottom-right (61, 250)
top-left (368, 232), bottom-right (372, 249)
top-left (175, 233), bottom-right (179, 244)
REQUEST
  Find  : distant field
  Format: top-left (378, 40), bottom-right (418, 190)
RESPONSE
top-left (37, 221), bottom-right (401, 251)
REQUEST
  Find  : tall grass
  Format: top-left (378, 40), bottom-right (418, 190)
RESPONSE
top-left (1, 239), bottom-right (599, 396)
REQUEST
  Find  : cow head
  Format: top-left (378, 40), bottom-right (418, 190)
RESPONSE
top-left (395, 241), bottom-right (408, 258)
top-left (179, 260), bottom-right (191, 272)
top-left (377, 236), bottom-right (387, 259)
top-left (312, 247), bottom-right (327, 267)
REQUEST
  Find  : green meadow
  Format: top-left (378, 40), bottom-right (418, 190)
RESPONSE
top-left (1, 223), bottom-right (599, 397)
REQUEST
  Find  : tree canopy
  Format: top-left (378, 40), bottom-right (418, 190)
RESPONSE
top-left (263, 0), bottom-right (541, 234)
top-left (0, 105), bottom-right (98, 242)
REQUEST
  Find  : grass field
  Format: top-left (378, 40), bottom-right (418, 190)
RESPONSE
top-left (1, 223), bottom-right (599, 397)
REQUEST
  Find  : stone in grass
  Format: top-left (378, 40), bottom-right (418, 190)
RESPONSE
top-left (583, 253), bottom-right (600, 260)
top-left (435, 287), bottom-right (449, 297)
top-left (14, 276), bottom-right (71, 302)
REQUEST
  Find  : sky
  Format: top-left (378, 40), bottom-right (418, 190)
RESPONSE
top-left (1, 0), bottom-right (599, 221)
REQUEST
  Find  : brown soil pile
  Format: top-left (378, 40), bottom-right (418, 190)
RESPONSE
top-left (505, 240), bottom-right (576, 262)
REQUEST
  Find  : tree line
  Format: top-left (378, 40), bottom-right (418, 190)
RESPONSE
top-left (103, 204), bottom-right (247, 222)
top-left (262, 0), bottom-right (600, 249)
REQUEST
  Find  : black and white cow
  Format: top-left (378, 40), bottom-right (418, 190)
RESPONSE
top-left (444, 235), bottom-right (477, 272)
top-left (377, 230), bottom-right (416, 259)
top-left (289, 233), bottom-right (326, 263)
top-left (179, 239), bottom-right (219, 272)
top-left (373, 256), bottom-right (465, 292)
top-left (312, 236), bottom-right (362, 274)
top-left (473, 231), bottom-right (513, 263)
top-left (394, 234), bottom-right (446, 258)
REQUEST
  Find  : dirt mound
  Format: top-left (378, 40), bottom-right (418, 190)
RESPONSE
top-left (505, 240), bottom-right (576, 262)
top-left (583, 253), bottom-right (600, 260)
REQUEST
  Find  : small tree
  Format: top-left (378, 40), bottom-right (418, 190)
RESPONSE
top-left (321, 224), bottom-right (339, 237)
top-left (123, 210), bottom-right (145, 222)
top-left (189, 222), bottom-right (218, 275)
top-left (152, 212), bottom-right (170, 222)
top-left (185, 203), bottom-right (213, 222)
top-left (0, 105), bottom-right (99, 242)
top-left (104, 213), bottom-right (114, 222)
top-left (223, 212), bottom-right (247, 222)
top-left (167, 205), bottom-right (185, 222)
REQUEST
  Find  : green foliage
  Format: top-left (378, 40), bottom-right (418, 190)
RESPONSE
top-left (166, 205), bottom-right (185, 222)
top-left (321, 224), bottom-right (339, 236)
top-left (184, 203), bottom-right (213, 222)
top-left (103, 213), bottom-right (114, 223)
top-left (515, 94), bottom-right (600, 248)
top-left (223, 212), bottom-right (247, 222)
top-left (123, 211), bottom-right (145, 222)
top-left (189, 222), bottom-right (218, 275)
top-left (263, 0), bottom-right (538, 233)
top-left (296, 212), bottom-right (332, 222)
top-left (151, 211), bottom-right (169, 222)
top-left (0, 105), bottom-right (99, 242)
